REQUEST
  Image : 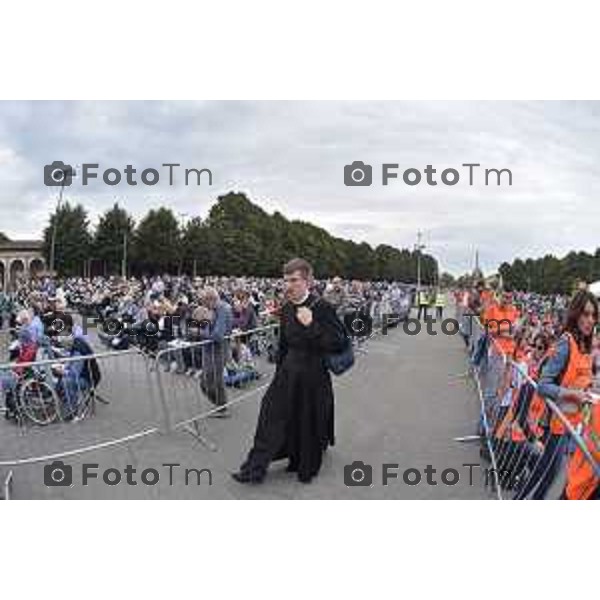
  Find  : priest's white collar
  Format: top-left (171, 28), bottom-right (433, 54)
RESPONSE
top-left (292, 291), bottom-right (310, 305)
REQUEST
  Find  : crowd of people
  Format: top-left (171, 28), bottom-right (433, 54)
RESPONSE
top-left (456, 282), bottom-right (600, 500)
top-left (0, 271), bottom-right (413, 422)
top-left (4, 268), bottom-right (599, 497)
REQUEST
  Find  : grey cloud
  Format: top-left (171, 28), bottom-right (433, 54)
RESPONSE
top-left (1, 101), bottom-right (599, 275)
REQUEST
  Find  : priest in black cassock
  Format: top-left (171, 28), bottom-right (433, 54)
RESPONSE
top-left (232, 258), bottom-right (348, 484)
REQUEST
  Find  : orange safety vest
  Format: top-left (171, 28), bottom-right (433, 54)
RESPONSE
top-left (550, 333), bottom-right (593, 436)
top-left (527, 353), bottom-right (553, 441)
top-left (496, 363), bottom-right (546, 443)
top-left (494, 336), bottom-right (516, 357)
top-left (496, 352), bottom-right (553, 443)
top-left (565, 402), bottom-right (600, 500)
top-left (481, 300), bottom-right (494, 324)
top-left (486, 304), bottom-right (519, 338)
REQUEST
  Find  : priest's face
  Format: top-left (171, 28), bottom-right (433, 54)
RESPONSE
top-left (284, 270), bottom-right (309, 303)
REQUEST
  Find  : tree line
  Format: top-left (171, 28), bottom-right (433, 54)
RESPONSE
top-left (498, 251), bottom-right (600, 294)
top-left (35, 191), bottom-right (438, 282)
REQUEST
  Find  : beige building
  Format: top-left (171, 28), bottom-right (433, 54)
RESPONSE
top-left (0, 240), bottom-right (45, 291)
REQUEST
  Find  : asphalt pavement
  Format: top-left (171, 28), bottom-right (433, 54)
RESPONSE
top-left (1, 308), bottom-right (491, 499)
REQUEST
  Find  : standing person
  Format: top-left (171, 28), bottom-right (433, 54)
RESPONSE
top-left (232, 289), bottom-right (258, 355)
top-left (232, 290), bottom-right (258, 332)
top-left (533, 290), bottom-right (598, 499)
top-left (417, 287), bottom-right (429, 320)
top-left (232, 258), bottom-right (347, 484)
top-left (434, 287), bottom-right (446, 320)
top-left (323, 276), bottom-right (347, 316)
top-left (199, 287), bottom-right (233, 417)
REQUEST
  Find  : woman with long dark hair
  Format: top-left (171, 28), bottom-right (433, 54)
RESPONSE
top-left (529, 290), bottom-right (599, 499)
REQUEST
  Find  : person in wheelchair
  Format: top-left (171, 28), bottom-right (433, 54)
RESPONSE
top-left (50, 323), bottom-right (100, 421)
top-left (2, 325), bottom-right (39, 419)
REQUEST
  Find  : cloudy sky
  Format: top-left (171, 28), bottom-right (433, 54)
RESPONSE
top-left (1, 100), bottom-right (599, 275)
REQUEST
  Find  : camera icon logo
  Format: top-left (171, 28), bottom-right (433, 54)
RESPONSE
top-left (44, 460), bottom-right (73, 487)
top-left (44, 160), bottom-right (74, 187)
top-left (346, 311), bottom-right (374, 340)
top-left (344, 161), bottom-right (372, 186)
top-left (344, 460), bottom-right (373, 487)
top-left (50, 317), bottom-right (65, 335)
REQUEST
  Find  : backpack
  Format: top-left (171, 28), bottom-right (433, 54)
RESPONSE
top-left (311, 298), bottom-right (355, 376)
top-left (72, 337), bottom-right (101, 387)
top-left (325, 335), bottom-right (355, 376)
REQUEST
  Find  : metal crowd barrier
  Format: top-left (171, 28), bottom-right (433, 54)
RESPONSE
top-left (0, 310), bottom-right (393, 497)
top-left (152, 324), bottom-right (280, 450)
top-left (0, 347), bottom-right (160, 470)
top-left (0, 328), bottom-right (17, 363)
top-left (458, 307), bottom-right (600, 500)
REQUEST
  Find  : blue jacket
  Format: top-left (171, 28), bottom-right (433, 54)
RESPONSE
top-left (537, 335), bottom-right (570, 402)
top-left (208, 300), bottom-right (233, 343)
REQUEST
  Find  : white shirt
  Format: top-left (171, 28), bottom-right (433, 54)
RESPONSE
top-left (292, 291), bottom-right (310, 305)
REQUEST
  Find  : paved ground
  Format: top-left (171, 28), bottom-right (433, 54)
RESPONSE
top-left (1, 309), bottom-right (492, 499)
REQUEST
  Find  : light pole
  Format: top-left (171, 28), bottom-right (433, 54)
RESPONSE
top-left (49, 165), bottom-right (76, 275)
top-left (121, 230), bottom-right (128, 279)
top-left (414, 230), bottom-right (426, 293)
top-left (178, 212), bottom-right (188, 276)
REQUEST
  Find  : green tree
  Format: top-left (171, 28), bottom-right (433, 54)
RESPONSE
top-left (439, 272), bottom-right (455, 288)
top-left (181, 216), bottom-right (216, 276)
top-left (131, 207), bottom-right (180, 275)
top-left (42, 202), bottom-right (92, 276)
top-left (93, 203), bottom-right (135, 276)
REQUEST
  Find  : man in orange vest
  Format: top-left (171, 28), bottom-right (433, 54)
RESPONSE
top-left (486, 292), bottom-right (520, 356)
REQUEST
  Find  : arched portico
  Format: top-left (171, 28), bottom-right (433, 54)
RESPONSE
top-left (0, 240), bottom-right (45, 291)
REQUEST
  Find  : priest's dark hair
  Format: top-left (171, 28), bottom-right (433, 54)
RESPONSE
top-left (283, 257), bottom-right (313, 280)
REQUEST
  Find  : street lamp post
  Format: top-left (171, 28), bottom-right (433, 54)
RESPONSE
top-left (178, 212), bottom-right (188, 276)
top-left (414, 230), bottom-right (426, 293)
top-left (121, 230), bottom-right (128, 279)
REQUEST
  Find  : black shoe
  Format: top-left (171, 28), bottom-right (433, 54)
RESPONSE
top-left (297, 473), bottom-right (313, 484)
top-left (231, 470), bottom-right (265, 484)
top-left (285, 462), bottom-right (298, 473)
top-left (208, 407), bottom-right (230, 418)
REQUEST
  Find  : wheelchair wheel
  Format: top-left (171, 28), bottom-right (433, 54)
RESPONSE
top-left (19, 378), bottom-right (60, 425)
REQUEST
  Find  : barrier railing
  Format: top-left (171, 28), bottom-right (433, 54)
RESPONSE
top-left (2, 470), bottom-right (13, 500)
top-left (0, 328), bottom-right (17, 363)
top-left (0, 347), bottom-right (161, 468)
top-left (0, 310), bottom-right (396, 497)
top-left (457, 305), bottom-right (600, 500)
top-left (152, 324), bottom-right (280, 450)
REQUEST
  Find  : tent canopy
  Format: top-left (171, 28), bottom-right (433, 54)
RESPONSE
top-left (589, 280), bottom-right (600, 297)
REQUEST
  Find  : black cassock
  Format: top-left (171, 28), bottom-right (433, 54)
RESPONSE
top-left (239, 293), bottom-right (347, 482)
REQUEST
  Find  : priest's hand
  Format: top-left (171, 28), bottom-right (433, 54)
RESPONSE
top-left (296, 306), bottom-right (313, 326)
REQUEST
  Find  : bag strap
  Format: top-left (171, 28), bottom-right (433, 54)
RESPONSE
top-left (557, 333), bottom-right (571, 386)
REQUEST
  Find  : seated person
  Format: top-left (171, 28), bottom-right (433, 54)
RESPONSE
top-left (2, 326), bottom-right (39, 419)
top-left (224, 338), bottom-right (260, 387)
top-left (51, 325), bottom-right (100, 420)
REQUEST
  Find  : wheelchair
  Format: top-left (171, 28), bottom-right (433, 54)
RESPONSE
top-left (4, 367), bottom-right (61, 426)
